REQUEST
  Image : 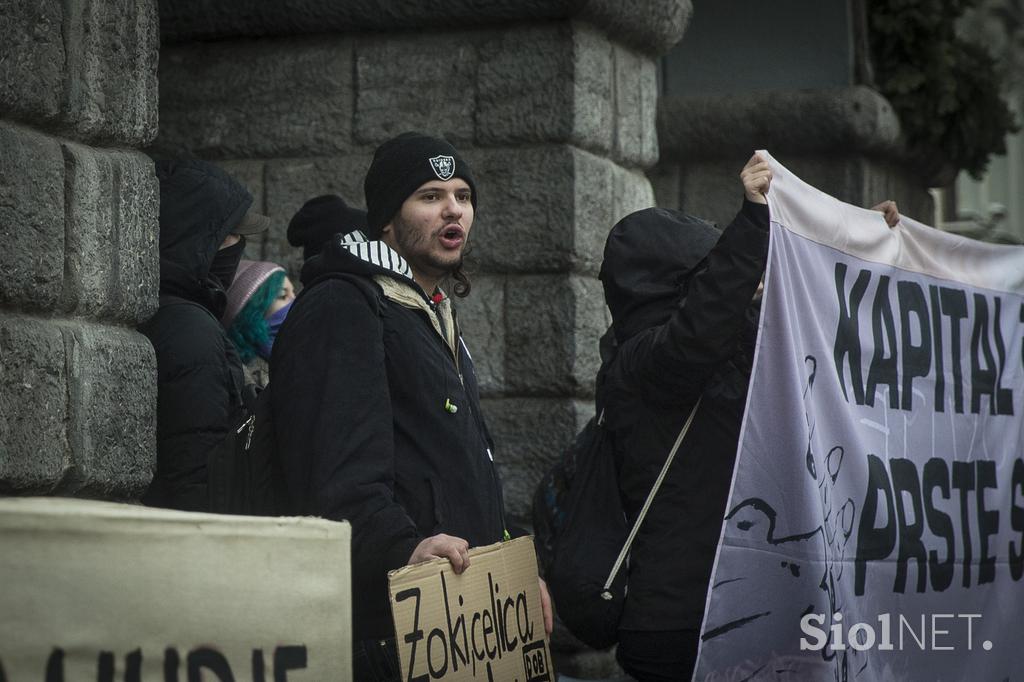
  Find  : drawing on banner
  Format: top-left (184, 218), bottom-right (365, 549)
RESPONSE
top-left (704, 355), bottom-right (864, 681)
top-left (802, 355), bottom-right (860, 679)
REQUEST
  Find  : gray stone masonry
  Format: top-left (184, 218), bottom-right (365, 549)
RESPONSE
top-left (0, 0), bottom-right (160, 499)
top-left (659, 87), bottom-right (902, 161)
top-left (60, 321), bottom-right (156, 497)
top-left (669, 155), bottom-right (936, 233)
top-left (158, 36), bottom-right (355, 160)
top-left (0, 0), bottom-right (64, 125)
top-left (655, 86), bottom-right (935, 226)
top-left (0, 0), bottom-right (158, 146)
top-left (452, 275), bottom-right (505, 396)
top-left (482, 397), bottom-right (596, 524)
top-left (463, 146), bottom-right (654, 276)
top-left (0, 315), bottom-right (156, 498)
top-left (0, 123), bottom-right (65, 312)
top-left (263, 155), bottom-right (370, 275)
top-left (61, 142), bottom-right (160, 324)
top-left (157, 23), bottom-right (661, 167)
top-left (503, 274), bottom-right (609, 398)
top-left (0, 316), bottom-right (67, 492)
top-left (159, 0), bottom-right (690, 55)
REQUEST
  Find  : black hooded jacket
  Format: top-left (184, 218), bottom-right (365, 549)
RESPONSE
top-left (138, 161), bottom-right (252, 511)
top-left (270, 232), bottom-right (508, 642)
top-left (598, 200), bottom-right (770, 631)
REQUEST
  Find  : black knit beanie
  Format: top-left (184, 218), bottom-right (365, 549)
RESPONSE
top-left (287, 194), bottom-right (368, 260)
top-left (363, 132), bottom-right (478, 239)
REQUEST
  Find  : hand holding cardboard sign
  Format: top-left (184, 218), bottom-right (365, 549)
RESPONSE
top-left (409, 533), bottom-right (471, 574)
top-left (389, 538), bottom-right (554, 682)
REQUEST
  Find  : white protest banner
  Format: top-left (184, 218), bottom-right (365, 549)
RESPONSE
top-left (0, 497), bottom-right (351, 681)
top-left (388, 536), bottom-right (553, 682)
top-left (695, 153), bottom-right (1024, 681)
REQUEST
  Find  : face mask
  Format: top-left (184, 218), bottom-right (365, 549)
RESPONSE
top-left (257, 299), bottom-right (293, 360)
top-left (209, 236), bottom-right (246, 290)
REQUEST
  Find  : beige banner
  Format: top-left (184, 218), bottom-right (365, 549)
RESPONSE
top-left (0, 497), bottom-right (350, 680)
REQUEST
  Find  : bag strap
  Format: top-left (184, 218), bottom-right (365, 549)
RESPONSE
top-left (601, 396), bottom-right (703, 596)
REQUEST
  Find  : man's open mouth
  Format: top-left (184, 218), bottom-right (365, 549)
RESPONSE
top-left (439, 225), bottom-right (465, 248)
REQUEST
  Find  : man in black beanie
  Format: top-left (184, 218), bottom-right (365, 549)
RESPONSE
top-left (270, 132), bottom-right (550, 681)
top-left (363, 131), bottom-right (479, 296)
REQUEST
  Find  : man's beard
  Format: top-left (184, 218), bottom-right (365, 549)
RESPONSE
top-left (392, 215), bottom-right (464, 278)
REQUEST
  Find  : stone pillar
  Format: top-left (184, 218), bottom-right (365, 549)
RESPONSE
top-left (156, 1), bottom-right (690, 674)
top-left (654, 0), bottom-right (935, 228)
top-left (0, 0), bottom-right (160, 499)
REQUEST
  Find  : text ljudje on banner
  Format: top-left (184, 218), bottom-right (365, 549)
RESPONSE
top-left (0, 498), bottom-right (351, 681)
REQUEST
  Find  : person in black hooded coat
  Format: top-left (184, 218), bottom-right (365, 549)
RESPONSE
top-left (597, 155), bottom-right (772, 680)
top-left (598, 156), bottom-right (900, 681)
top-left (138, 160), bottom-right (268, 511)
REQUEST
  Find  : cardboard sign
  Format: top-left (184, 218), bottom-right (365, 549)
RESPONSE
top-left (0, 497), bottom-right (351, 680)
top-left (388, 537), bottom-right (553, 682)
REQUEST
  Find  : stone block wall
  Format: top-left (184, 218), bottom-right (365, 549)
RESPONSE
top-left (0, 0), bottom-right (160, 498)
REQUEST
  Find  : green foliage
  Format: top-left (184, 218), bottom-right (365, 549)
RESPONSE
top-left (870, 0), bottom-right (1019, 180)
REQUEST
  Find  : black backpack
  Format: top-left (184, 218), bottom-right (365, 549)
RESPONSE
top-left (532, 409), bottom-right (627, 649)
top-left (206, 381), bottom-right (287, 515)
top-left (533, 329), bottom-right (702, 649)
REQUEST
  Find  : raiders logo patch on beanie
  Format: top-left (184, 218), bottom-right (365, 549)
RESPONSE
top-left (429, 155), bottom-right (455, 180)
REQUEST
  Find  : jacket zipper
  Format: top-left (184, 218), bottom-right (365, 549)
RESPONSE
top-left (236, 414), bottom-right (255, 450)
top-left (432, 305), bottom-right (509, 540)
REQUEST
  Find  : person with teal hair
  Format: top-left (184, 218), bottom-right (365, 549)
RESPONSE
top-left (221, 260), bottom-right (296, 387)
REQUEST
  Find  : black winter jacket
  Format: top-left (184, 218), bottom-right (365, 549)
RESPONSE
top-left (598, 200), bottom-right (770, 631)
top-left (138, 161), bottom-right (251, 511)
top-left (270, 233), bottom-right (509, 642)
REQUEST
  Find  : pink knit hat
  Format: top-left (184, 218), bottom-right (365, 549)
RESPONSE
top-left (221, 260), bottom-right (286, 329)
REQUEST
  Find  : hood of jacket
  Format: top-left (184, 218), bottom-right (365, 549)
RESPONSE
top-left (600, 207), bottom-right (722, 343)
top-left (301, 231), bottom-right (465, 358)
top-left (300, 230), bottom-right (418, 291)
top-left (155, 160), bottom-right (253, 311)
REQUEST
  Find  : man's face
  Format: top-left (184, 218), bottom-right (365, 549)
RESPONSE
top-left (382, 178), bottom-right (474, 282)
